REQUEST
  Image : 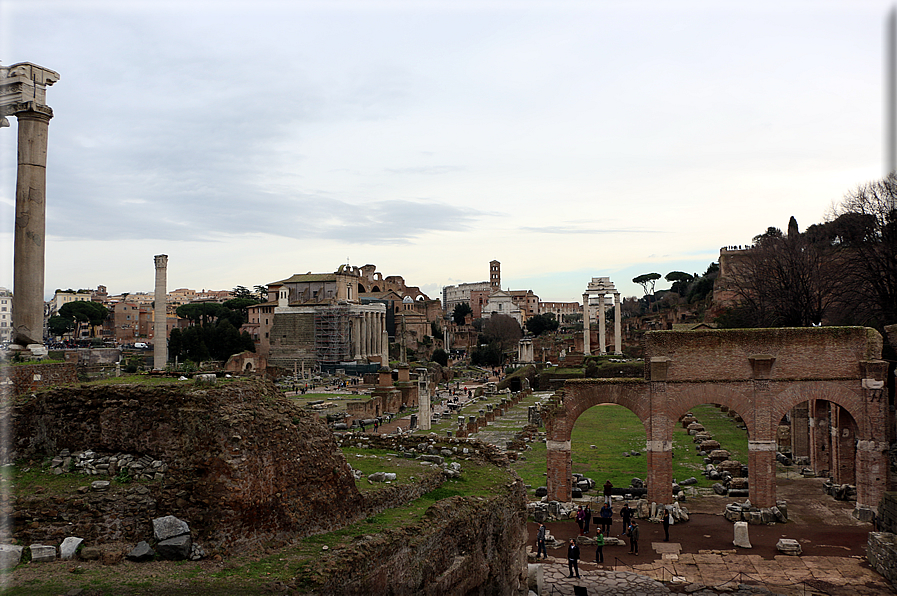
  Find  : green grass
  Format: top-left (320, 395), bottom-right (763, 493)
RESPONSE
top-left (512, 402), bottom-right (749, 496)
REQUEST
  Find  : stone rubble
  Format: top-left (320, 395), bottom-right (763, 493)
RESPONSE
top-left (49, 449), bottom-right (168, 482)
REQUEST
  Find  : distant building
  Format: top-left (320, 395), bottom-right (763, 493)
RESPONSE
top-left (539, 301), bottom-right (582, 319)
top-left (48, 289), bottom-right (93, 316)
top-left (0, 288), bottom-right (11, 344)
top-left (444, 281), bottom-right (492, 315)
top-left (257, 264), bottom-right (434, 371)
top-left (482, 290), bottom-right (523, 325)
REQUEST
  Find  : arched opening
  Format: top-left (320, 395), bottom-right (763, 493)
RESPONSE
top-left (358, 283), bottom-right (367, 294)
top-left (371, 285), bottom-right (381, 292)
top-left (570, 404), bottom-right (647, 501)
top-left (781, 399), bottom-right (858, 485)
top-left (244, 362), bottom-right (253, 371)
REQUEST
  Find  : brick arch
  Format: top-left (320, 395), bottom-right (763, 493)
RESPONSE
top-left (543, 327), bottom-right (888, 519)
top-left (768, 381), bottom-right (864, 432)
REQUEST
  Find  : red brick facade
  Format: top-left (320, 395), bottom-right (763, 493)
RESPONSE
top-left (544, 327), bottom-right (887, 515)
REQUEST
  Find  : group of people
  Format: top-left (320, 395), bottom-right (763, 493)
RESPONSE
top-left (537, 494), bottom-right (676, 578)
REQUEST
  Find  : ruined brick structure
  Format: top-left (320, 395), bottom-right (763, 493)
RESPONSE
top-left (6, 380), bottom-right (364, 549)
top-left (544, 327), bottom-right (888, 518)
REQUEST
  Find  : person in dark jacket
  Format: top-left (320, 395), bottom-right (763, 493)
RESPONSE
top-left (583, 503), bottom-right (592, 535)
top-left (603, 479), bottom-right (614, 505)
top-left (599, 502), bottom-right (613, 532)
top-left (629, 520), bottom-right (640, 555)
top-left (662, 508), bottom-right (671, 542)
top-left (567, 539), bottom-right (581, 578)
top-left (536, 523), bottom-right (547, 559)
top-left (620, 502), bottom-right (632, 536)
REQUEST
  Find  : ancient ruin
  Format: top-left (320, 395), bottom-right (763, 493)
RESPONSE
top-left (582, 276), bottom-right (621, 356)
top-left (543, 327), bottom-right (888, 519)
top-left (153, 254), bottom-right (168, 370)
top-left (0, 62), bottom-right (59, 351)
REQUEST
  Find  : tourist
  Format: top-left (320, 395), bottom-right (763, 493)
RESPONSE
top-left (567, 539), bottom-right (580, 578)
top-left (536, 523), bottom-right (547, 559)
top-left (575, 505), bottom-right (585, 535)
top-left (662, 507), bottom-right (670, 542)
top-left (583, 503), bottom-right (592, 535)
top-left (619, 502), bottom-right (632, 536)
top-left (603, 479), bottom-right (614, 505)
top-left (599, 502), bottom-right (613, 532)
top-left (629, 520), bottom-right (640, 555)
top-left (373, 419), bottom-right (379, 433)
top-left (594, 527), bottom-right (605, 564)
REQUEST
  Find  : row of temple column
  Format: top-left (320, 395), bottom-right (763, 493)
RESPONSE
top-left (352, 310), bottom-right (388, 363)
top-left (582, 291), bottom-right (622, 355)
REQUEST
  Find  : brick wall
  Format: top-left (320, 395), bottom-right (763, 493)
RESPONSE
top-left (6, 362), bottom-right (77, 396)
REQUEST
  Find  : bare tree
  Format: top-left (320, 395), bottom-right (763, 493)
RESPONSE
top-left (722, 219), bottom-right (848, 327)
top-left (830, 175), bottom-right (897, 327)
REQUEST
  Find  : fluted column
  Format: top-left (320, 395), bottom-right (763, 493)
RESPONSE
top-left (597, 293), bottom-right (606, 354)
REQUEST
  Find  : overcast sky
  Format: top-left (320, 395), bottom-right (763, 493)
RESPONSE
top-left (0, 0), bottom-right (890, 303)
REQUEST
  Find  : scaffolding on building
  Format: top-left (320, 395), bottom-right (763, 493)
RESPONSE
top-left (314, 304), bottom-right (352, 364)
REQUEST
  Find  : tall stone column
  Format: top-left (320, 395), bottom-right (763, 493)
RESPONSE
top-left (153, 255), bottom-right (168, 370)
top-left (613, 293), bottom-right (622, 354)
top-left (582, 293), bottom-right (590, 356)
top-left (597, 293), bottom-right (606, 355)
top-left (11, 110), bottom-right (52, 346)
top-left (2, 63), bottom-right (60, 349)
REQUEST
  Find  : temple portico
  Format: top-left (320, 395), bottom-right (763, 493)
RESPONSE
top-left (582, 277), bottom-right (621, 356)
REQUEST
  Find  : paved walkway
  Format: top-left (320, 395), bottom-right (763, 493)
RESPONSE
top-left (536, 556), bottom-right (671, 595)
top-left (530, 542), bottom-right (892, 596)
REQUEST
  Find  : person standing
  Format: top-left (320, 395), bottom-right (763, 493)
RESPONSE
top-left (603, 479), bottom-right (614, 505)
top-left (629, 520), bottom-right (640, 555)
top-left (567, 539), bottom-right (581, 578)
top-left (536, 523), bottom-right (547, 559)
top-left (582, 503), bottom-right (592, 536)
top-left (594, 527), bottom-right (605, 564)
top-left (662, 508), bottom-right (671, 542)
top-left (620, 502), bottom-right (632, 536)
top-left (599, 502), bottom-right (613, 533)
top-left (575, 505), bottom-right (585, 535)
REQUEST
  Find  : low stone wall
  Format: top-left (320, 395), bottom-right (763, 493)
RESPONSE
top-left (868, 532), bottom-right (897, 591)
top-left (4, 362), bottom-right (77, 396)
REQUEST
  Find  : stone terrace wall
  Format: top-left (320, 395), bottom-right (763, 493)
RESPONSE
top-left (6, 380), bottom-right (365, 552)
top-left (645, 327), bottom-right (882, 382)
